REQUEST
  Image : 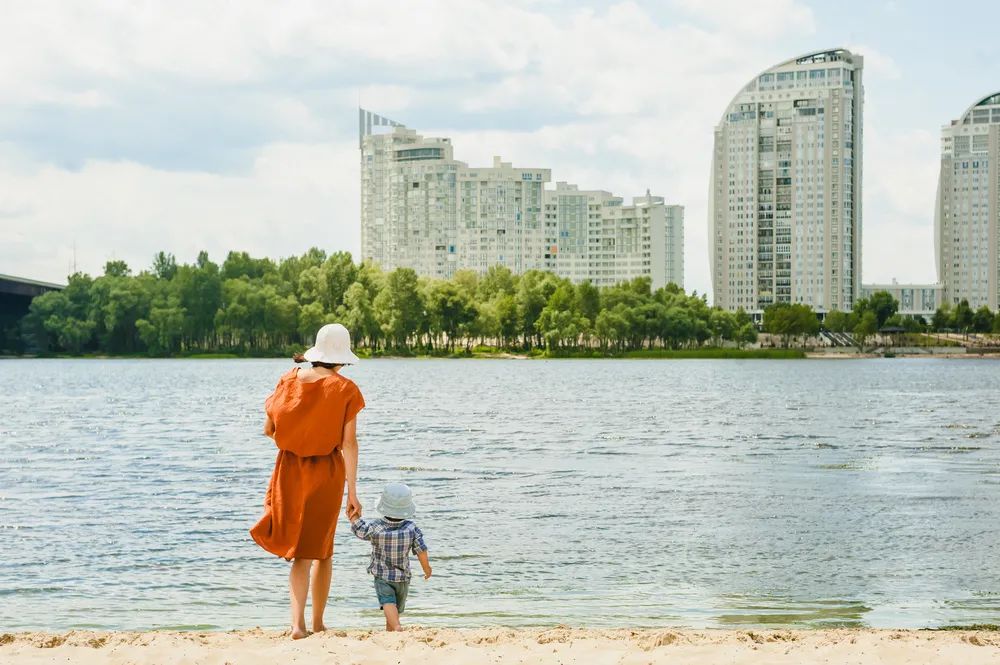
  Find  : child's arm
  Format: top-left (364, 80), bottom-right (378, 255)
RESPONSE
top-left (417, 550), bottom-right (432, 580)
top-left (412, 526), bottom-right (431, 579)
top-left (350, 516), bottom-right (375, 541)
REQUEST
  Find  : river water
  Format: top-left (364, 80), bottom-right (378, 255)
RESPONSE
top-left (1, 358), bottom-right (998, 631)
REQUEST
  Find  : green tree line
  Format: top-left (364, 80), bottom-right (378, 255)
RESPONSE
top-left (18, 249), bottom-right (762, 357)
top-left (764, 290), bottom-right (1000, 349)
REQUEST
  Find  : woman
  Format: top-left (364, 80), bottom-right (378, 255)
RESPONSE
top-left (250, 323), bottom-right (365, 639)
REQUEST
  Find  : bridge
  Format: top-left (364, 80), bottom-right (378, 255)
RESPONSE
top-left (0, 274), bottom-right (65, 352)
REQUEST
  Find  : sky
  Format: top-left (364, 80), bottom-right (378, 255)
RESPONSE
top-left (2, 0), bottom-right (999, 299)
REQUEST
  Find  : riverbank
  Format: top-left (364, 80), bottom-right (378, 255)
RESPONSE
top-left (5, 347), bottom-right (806, 360)
top-left (3, 628), bottom-right (998, 664)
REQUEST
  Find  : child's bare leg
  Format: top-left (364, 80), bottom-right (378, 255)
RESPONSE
top-left (289, 558), bottom-right (313, 639)
top-left (382, 603), bottom-right (403, 631)
top-left (310, 557), bottom-right (333, 632)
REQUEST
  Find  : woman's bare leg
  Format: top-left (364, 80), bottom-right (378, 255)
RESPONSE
top-left (310, 557), bottom-right (333, 632)
top-left (289, 558), bottom-right (313, 639)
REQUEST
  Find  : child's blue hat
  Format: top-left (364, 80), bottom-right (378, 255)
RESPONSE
top-left (377, 482), bottom-right (416, 519)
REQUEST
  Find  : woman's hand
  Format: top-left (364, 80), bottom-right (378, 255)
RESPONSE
top-left (346, 493), bottom-right (362, 520)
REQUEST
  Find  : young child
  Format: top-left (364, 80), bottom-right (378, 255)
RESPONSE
top-left (349, 482), bottom-right (431, 631)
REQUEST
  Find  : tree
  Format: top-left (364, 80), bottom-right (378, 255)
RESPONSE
top-left (824, 310), bottom-right (854, 333)
top-left (931, 305), bottom-right (951, 332)
top-left (575, 281), bottom-right (601, 329)
top-left (536, 284), bottom-right (586, 351)
top-left (339, 282), bottom-right (379, 350)
top-left (297, 266), bottom-right (329, 307)
top-left (222, 251), bottom-right (276, 280)
top-left (136, 295), bottom-right (186, 355)
top-left (763, 303), bottom-right (819, 347)
top-left (297, 301), bottom-right (329, 343)
top-left (865, 291), bottom-right (899, 327)
top-left (427, 281), bottom-right (477, 351)
top-left (972, 305), bottom-right (994, 333)
top-left (733, 308), bottom-right (758, 348)
top-left (374, 268), bottom-right (425, 350)
top-left (322, 251), bottom-right (358, 311)
top-left (659, 306), bottom-right (695, 349)
top-left (709, 309), bottom-right (736, 345)
top-left (175, 253), bottom-right (222, 350)
top-left (152, 252), bottom-right (178, 280)
top-left (479, 265), bottom-right (515, 300)
top-left (515, 271), bottom-right (550, 348)
top-left (953, 299), bottom-right (974, 334)
top-left (103, 260), bottom-right (131, 278)
top-left (20, 247), bottom-right (837, 358)
top-left (853, 311), bottom-right (878, 351)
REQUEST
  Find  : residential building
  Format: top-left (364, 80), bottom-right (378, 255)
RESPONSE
top-left (543, 183), bottom-right (684, 289)
top-left (360, 118), bottom-right (684, 289)
top-left (860, 281), bottom-right (942, 320)
top-left (935, 92), bottom-right (1000, 310)
top-left (709, 49), bottom-right (864, 318)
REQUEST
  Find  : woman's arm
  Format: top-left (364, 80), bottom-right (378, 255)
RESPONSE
top-left (342, 417), bottom-right (362, 518)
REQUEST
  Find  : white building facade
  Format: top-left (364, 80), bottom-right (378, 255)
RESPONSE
top-left (860, 281), bottom-right (942, 320)
top-left (361, 122), bottom-right (684, 289)
top-left (935, 92), bottom-right (1000, 310)
top-left (709, 49), bottom-right (864, 318)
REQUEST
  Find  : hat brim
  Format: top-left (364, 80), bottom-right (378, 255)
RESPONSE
top-left (376, 499), bottom-right (415, 520)
top-left (303, 346), bottom-right (360, 365)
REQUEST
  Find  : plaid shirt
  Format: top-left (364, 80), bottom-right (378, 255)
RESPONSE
top-left (350, 517), bottom-right (428, 582)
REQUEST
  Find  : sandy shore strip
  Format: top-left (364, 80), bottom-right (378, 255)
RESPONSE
top-left (2, 627), bottom-right (999, 664)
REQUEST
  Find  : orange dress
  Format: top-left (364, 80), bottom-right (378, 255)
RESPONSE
top-left (250, 368), bottom-right (365, 560)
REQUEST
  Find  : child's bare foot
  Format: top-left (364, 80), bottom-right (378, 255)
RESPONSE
top-left (290, 627), bottom-right (311, 640)
top-left (312, 623), bottom-right (327, 633)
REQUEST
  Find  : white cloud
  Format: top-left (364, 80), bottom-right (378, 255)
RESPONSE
top-left (860, 125), bottom-right (940, 284)
top-left (2, 0), bottom-right (948, 301)
top-left (848, 43), bottom-right (901, 80)
top-left (670, 0), bottom-right (815, 35)
top-left (0, 140), bottom-right (360, 282)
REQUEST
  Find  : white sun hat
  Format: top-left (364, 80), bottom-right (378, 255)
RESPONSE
top-left (376, 482), bottom-right (416, 520)
top-left (303, 323), bottom-right (360, 365)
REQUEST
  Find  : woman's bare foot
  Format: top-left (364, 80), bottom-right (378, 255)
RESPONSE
top-left (312, 623), bottom-right (327, 633)
top-left (291, 627), bottom-right (311, 640)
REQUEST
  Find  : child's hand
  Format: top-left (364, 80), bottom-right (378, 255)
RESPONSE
top-left (346, 504), bottom-right (360, 521)
top-left (424, 571), bottom-right (432, 580)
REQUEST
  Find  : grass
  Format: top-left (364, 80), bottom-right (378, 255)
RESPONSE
top-left (908, 333), bottom-right (963, 347)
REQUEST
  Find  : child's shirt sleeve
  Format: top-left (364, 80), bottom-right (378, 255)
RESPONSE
top-left (351, 517), bottom-right (375, 541)
top-left (411, 525), bottom-right (428, 554)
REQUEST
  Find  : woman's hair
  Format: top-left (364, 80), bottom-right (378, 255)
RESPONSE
top-left (292, 353), bottom-right (343, 370)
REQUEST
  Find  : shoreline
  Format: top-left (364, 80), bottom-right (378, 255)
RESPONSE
top-left (5, 350), bottom-right (1000, 361)
top-left (3, 627), bottom-right (999, 664)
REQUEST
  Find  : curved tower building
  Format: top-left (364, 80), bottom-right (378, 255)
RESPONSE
top-left (935, 92), bottom-right (1000, 310)
top-left (709, 49), bottom-right (864, 317)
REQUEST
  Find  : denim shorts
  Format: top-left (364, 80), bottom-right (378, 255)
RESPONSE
top-left (374, 577), bottom-right (410, 613)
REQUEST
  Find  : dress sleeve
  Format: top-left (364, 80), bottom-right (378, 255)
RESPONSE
top-left (344, 383), bottom-right (366, 424)
top-left (264, 375), bottom-right (285, 418)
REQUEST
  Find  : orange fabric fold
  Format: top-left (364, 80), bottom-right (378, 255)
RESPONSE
top-left (250, 368), bottom-right (365, 560)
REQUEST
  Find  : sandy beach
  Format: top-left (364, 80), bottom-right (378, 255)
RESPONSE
top-left (3, 627), bottom-right (999, 664)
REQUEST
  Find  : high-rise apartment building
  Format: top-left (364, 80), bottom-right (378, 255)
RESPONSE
top-left (935, 92), bottom-right (1000, 310)
top-left (360, 119), bottom-right (684, 289)
top-left (709, 49), bottom-right (864, 318)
